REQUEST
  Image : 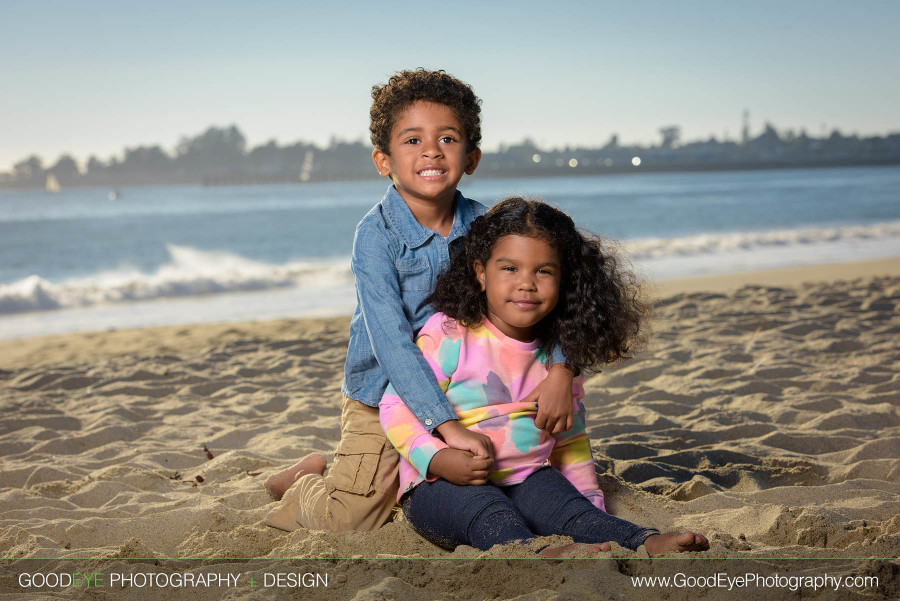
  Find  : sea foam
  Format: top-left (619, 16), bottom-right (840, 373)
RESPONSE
top-left (0, 244), bottom-right (352, 314)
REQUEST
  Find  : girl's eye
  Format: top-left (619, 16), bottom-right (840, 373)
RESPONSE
top-left (538, 269), bottom-right (553, 275)
top-left (440, 136), bottom-right (456, 144)
top-left (502, 266), bottom-right (517, 272)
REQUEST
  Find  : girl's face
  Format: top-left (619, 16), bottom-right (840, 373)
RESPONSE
top-left (473, 234), bottom-right (561, 342)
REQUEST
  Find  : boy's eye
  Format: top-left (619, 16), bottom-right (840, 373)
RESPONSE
top-left (404, 138), bottom-right (420, 145)
top-left (440, 136), bottom-right (456, 144)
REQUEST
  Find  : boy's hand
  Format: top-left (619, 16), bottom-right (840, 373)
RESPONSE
top-left (428, 448), bottom-right (492, 486)
top-left (527, 363), bottom-right (575, 434)
top-left (435, 420), bottom-right (494, 464)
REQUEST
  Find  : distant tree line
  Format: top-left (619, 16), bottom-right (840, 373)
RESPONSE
top-left (2, 123), bottom-right (899, 189)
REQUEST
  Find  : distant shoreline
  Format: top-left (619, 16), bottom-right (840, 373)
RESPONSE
top-left (206, 158), bottom-right (900, 187)
top-left (2, 159), bottom-right (898, 191)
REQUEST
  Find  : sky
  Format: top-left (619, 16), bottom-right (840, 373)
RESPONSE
top-left (2, 0), bottom-right (899, 171)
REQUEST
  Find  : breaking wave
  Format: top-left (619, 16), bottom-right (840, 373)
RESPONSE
top-left (0, 244), bottom-right (352, 314)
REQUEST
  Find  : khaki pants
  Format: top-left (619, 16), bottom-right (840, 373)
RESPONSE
top-left (265, 395), bottom-right (400, 532)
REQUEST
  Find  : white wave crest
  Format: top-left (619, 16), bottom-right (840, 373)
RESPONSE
top-left (0, 244), bottom-right (352, 314)
top-left (624, 221), bottom-right (900, 260)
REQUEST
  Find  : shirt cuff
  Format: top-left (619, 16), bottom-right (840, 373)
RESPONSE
top-left (548, 344), bottom-right (567, 366)
top-left (407, 435), bottom-right (449, 481)
top-left (417, 404), bottom-right (459, 433)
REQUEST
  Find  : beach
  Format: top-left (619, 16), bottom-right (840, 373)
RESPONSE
top-left (1, 259), bottom-right (898, 599)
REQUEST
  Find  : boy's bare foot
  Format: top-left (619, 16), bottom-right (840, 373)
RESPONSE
top-left (265, 453), bottom-right (326, 500)
top-left (539, 542), bottom-right (611, 558)
top-left (643, 531), bottom-right (709, 555)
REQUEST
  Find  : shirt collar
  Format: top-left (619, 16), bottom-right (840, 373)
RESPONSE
top-left (381, 185), bottom-right (474, 249)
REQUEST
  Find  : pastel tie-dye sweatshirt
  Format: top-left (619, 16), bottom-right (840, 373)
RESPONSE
top-left (380, 312), bottom-right (605, 511)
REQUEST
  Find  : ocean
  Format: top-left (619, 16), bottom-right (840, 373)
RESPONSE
top-left (1, 165), bottom-right (898, 340)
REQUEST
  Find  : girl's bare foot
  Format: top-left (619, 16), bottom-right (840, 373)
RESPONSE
top-left (265, 453), bottom-right (326, 500)
top-left (539, 542), bottom-right (611, 558)
top-left (643, 531), bottom-right (709, 555)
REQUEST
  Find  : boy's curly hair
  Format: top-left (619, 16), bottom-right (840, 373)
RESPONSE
top-left (429, 197), bottom-right (647, 372)
top-left (370, 69), bottom-right (482, 153)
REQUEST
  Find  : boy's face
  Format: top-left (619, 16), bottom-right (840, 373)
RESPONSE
top-left (372, 101), bottom-right (481, 208)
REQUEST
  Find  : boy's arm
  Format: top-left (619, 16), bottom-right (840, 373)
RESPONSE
top-left (353, 224), bottom-right (492, 458)
top-left (352, 223), bottom-right (458, 430)
top-left (547, 391), bottom-right (606, 511)
top-left (527, 345), bottom-right (576, 433)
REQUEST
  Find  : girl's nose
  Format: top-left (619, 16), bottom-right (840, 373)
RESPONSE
top-left (517, 274), bottom-right (537, 290)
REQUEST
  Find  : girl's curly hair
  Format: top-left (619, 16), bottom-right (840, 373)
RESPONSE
top-left (429, 197), bottom-right (647, 372)
top-left (370, 68), bottom-right (482, 153)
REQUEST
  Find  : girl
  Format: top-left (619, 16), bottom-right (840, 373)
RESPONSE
top-left (380, 197), bottom-right (708, 556)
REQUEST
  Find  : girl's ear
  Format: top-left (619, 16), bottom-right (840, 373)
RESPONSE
top-left (473, 260), bottom-right (486, 291)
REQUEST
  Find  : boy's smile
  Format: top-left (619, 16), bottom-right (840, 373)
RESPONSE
top-left (373, 101), bottom-right (481, 209)
top-left (474, 234), bottom-right (561, 342)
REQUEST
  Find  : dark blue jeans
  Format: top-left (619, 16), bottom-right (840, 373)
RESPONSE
top-left (401, 466), bottom-right (659, 551)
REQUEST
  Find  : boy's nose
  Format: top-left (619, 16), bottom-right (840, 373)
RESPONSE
top-left (421, 141), bottom-right (443, 158)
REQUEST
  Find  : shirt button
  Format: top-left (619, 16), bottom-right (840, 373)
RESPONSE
top-left (424, 418), bottom-right (433, 426)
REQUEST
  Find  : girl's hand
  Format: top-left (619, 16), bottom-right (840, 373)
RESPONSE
top-left (427, 448), bottom-right (492, 485)
top-left (528, 363), bottom-right (575, 434)
top-left (435, 419), bottom-right (494, 463)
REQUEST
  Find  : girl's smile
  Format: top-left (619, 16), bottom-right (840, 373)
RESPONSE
top-left (474, 234), bottom-right (561, 342)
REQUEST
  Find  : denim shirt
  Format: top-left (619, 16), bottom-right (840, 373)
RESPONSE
top-left (342, 185), bottom-right (485, 430)
top-left (342, 185), bottom-right (565, 432)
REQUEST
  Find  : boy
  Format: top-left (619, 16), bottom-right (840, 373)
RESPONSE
top-left (266, 69), bottom-right (575, 532)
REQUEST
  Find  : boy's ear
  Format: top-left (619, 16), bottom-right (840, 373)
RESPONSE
top-left (473, 260), bottom-right (486, 291)
top-left (464, 148), bottom-right (482, 175)
top-left (372, 148), bottom-right (391, 178)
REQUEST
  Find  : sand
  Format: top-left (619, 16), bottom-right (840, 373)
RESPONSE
top-left (1, 260), bottom-right (898, 599)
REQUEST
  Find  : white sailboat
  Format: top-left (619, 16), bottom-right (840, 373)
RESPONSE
top-left (45, 174), bottom-right (61, 193)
